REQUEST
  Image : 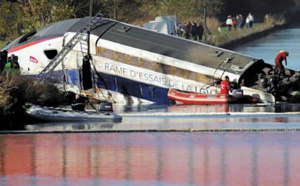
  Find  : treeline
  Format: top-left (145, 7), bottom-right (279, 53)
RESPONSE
top-left (0, 0), bottom-right (298, 40)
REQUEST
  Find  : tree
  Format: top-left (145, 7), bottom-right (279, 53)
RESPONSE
top-left (0, 1), bottom-right (20, 38)
top-left (0, 0), bottom-right (76, 38)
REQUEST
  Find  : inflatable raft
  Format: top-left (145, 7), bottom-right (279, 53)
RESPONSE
top-left (167, 89), bottom-right (258, 105)
top-left (24, 103), bottom-right (122, 123)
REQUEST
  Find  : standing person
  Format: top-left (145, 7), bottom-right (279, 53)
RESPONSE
top-left (220, 76), bottom-right (232, 94)
top-left (236, 15), bottom-right (240, 28)
top-left (275, 50), bottom-right (289, 76)
top-left (232, 17), bottom-right (237, 30)
top-left (186, 21), bottom-right (192, 39)
top-left (197, 23), bottom-right (204, 41)
top-left (238, 14), bottom-right (244, 28)
top-left (191, 21), bottom-right (198, 40)
top-left (182, 23), bottom-right (189, 39)
top-left (3, 55), bottom-right (20, 76)
top-left (11, 54), bottom-right (20, 71)
top-left (4, 57), bottom-right (13, 75)
top-left (177, 23), bottom-right (182, 37)
top-left (246, 13), bottom-right (254, 28)
top-left (226, 15), bottom-right (233, 31)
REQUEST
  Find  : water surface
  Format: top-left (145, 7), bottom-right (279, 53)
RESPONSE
top-left (1, 132), bottom-right (300, 186)
top-left (2, 26), bottom-right (300, 186)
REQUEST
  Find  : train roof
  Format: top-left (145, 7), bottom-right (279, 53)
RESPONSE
top-left (2, 17), bottom-right (265, 76)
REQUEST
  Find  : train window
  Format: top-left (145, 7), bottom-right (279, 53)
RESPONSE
top-left (19, 30), bottom-right (37, 43)
top-left (44, 50), bottom-right (58, 59)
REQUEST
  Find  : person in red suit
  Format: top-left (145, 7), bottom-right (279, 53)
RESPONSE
top-left (220, 76), bottom-right (232, 94)
top-left (275, 50), bottom-right (289, 76)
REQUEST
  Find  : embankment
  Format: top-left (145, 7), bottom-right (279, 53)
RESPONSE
top-left (220, 24), bottom-right (288, 50)
top-left (221, 8), bottom-right (300, 50)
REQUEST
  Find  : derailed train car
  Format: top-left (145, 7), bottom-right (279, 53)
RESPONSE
top-left (1, 16), bottom-right (300, 104)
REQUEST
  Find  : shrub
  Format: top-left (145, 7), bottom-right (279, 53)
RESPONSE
top-left (0, 74), bottom-right (65, 116)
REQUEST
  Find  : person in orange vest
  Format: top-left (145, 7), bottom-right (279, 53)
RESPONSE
top-left (220, 75), bottom-right (232, 94)
top-left (275, 50), bottom-right (289, 76)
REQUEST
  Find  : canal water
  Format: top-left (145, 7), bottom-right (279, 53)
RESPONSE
top-left (2, 26), bottom-right (300, 186)
top-left (234, 24), bottom-right (300, 71)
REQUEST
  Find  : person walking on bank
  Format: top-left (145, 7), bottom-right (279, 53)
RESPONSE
top-left (237, 14), bottom-right (244, 28)
top-left (246, 13), bottom-right (254, 28)
top-left (275, 50), bottom-right (289, 77)
top-left (226, 15), bottom-right (233, 31)
top-left (232, 17), bottom-right (237, 30)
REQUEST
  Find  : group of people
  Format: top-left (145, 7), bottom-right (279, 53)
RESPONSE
top-left (0, 52), bottom-right (20, 75)
top-left (178, 21), bottom-right (204, 41)
top-left (224, 13), bottom-right (254, 31)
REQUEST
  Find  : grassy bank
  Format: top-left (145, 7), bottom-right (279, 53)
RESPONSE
top-left (209, 15), bottom-right (286, 48)
top-left (130, 14), bottom-right (287, 48)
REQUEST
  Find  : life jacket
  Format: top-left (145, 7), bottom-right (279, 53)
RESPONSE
top-left (232, 20), bottom-right (237, 25)
top-left (4, 62), bottom-right (13, 73)
top-left (220, 80), bottom-right (231, 94)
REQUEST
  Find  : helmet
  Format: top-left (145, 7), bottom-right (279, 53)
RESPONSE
top-left (222, 76), bottom-right (229, 81)
top-left (280, 50), bottom-right (289, 56)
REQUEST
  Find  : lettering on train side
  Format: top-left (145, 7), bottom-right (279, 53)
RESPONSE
top-left (105, 63), bottom-right (128, 75)
top-left (104, 63), bottom-right (213, 94)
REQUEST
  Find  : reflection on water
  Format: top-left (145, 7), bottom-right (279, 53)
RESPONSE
top-left (115, 103), bottom-right (300, 114)
top-left (18, 103), bottom-right (300, 132)
top-left (1, 132), bottom-right (300, 186)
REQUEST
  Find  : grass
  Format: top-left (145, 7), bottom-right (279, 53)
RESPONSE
top-left (189, 14), bottom-right (286, 46)
top-left (0, 40), bottom-right (8, 49)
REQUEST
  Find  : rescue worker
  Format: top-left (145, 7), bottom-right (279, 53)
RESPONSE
top-left (275, 50), bottom-right (289, 77)
top-left (4, 59), bottom-right (13, 74)
top-left (11, 54), bottom-right (20, 69)
top-left (4, 54), bottom-right (20, 76)
top-left (220, 75), bottom-right (232, 94)
top-left (71, 94), bottom-right (86, 111)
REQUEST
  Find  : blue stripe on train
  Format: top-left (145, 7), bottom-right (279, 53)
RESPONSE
top-left (95, 73), bottom-right (172, 104)
top-left (50, 69), bottom-right (173, 105)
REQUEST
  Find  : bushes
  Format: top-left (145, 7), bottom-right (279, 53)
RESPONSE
top-left (0, 74), bottom-right (65, 116)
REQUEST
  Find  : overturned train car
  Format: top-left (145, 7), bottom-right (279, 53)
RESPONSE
top-left (1, 17), bottom-right (300, 104)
